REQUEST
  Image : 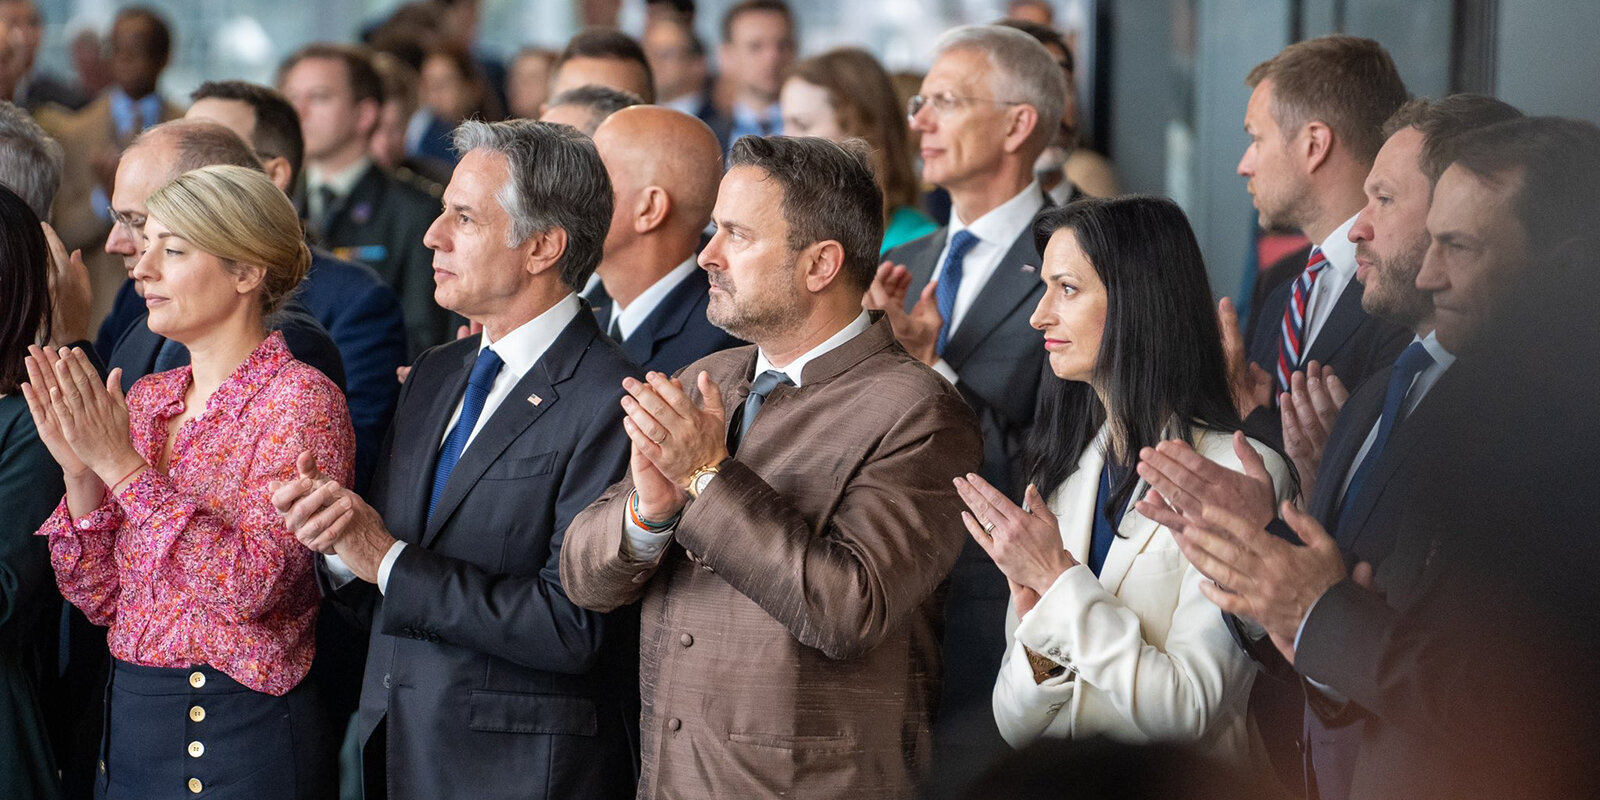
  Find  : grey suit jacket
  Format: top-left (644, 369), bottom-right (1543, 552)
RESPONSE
top-left (882, 225), bottom-right (1048, 499)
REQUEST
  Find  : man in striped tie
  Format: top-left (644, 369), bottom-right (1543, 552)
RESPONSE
top-left (1228, 36), bottom-right (1413, 444)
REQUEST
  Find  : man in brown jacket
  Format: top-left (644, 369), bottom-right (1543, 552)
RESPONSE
top-left (561, 135), bottom-right (983, 799)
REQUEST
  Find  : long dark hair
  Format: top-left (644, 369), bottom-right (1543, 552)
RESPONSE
top-left (0, 184), bottom-right (51, 394)
top-left (1025, 196), bottom-right (1241, 520)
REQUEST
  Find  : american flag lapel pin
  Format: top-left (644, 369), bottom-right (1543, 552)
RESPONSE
top-left (527, 394), bottom-right (543, 406)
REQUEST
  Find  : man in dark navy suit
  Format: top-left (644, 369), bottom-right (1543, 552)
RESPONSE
top-left (273, 119), bottom-right (638, 800)
top-left (588, 105), bottom-right (742, 375)
top-left (96, 120), bottom-right (344, 390)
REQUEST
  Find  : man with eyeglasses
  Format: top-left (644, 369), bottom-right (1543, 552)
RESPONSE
top-left (866, 22), bottom-right (1065, 785)
top-left (99, 119), bottom-right (344, 393)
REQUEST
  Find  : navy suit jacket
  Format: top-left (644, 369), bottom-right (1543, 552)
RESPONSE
top-left (295, 249), bottom-right (408, 493)
top-left (1246, 274), bottom-right (1409, 445)
top-left (310, 164), bottom-right (450, 357)
top-left (882, 222), bottom-right (1049, 500)
top-left (325, 309), bottom-right (639, 800)
top-left (881, 211), bottom-right (1052, 784)
top-left (587, 270), bottom-right (744, 376)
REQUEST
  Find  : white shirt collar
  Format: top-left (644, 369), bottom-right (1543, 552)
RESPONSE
top-left (444, 293), bottom-right (581, 450)
top-left (478, 293), bottom-right (582, 378)
top-left (1416, 329), bottom-right (1456, 373)
top-left (754, 310), bottom-right (872, 388)
top-left (949, 180), bottom-right (1046, 248)
top-left (610, 258), bottom-right (699, 341)
top-left (308, 156), bottom-right (373, 199)
top-left (1317, 213), bottom-right (1360, 282)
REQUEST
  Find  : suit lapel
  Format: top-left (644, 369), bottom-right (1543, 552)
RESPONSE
top-left (1310, 371), bottom-right (1389, 528)
top-left (391, 343), bottom-right (476, 543)
top-left (942, 232), bottom-right (1042, 369)
top-left (1096, 431), bottom-right (1196, 595)
top-left (624, 270), bottom-right (705, 366)
top-left (897, 228), bottom-right (947, 295)
top-left (420, 314), bottom-right (600, 545)
top-left (1337, 369), bottom-right (1457, 554)
top-left (1052, 435), bottom-right (1105, 565)
top-left (1305, 278), bottom-right (1367, 365)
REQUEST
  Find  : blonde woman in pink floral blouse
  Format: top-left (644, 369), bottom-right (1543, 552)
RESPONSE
top-left (23, 164), bottom-right (353, 800)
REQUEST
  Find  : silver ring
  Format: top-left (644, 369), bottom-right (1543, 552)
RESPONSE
top-left (982, 520), bottom-right (995, 534)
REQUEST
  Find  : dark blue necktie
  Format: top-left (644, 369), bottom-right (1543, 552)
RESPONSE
top-left (1337, 341), bottom-right (1436, 524)
top-left (734, 369), bottom-right (792, 452)
top-left (935, 230), bottom-right (980, 356)
top-left (1088, 462), bottom-right (1129, 576)
top-left (429, 348), bottom-right (505, 520)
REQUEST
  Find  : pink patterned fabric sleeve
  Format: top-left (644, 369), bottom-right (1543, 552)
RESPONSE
top-left (39, 492), bottom-right (125, 626)
top-left (112, 366), bottom-right (354, 624)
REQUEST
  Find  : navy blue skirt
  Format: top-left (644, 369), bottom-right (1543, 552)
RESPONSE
top-left (96, 660), bottom-right (335, 800)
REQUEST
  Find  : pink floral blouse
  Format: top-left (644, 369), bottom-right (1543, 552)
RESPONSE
top-left (38, 332), bottom-right (353, 695)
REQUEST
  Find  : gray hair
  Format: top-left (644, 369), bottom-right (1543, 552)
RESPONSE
top-left (933, 25), bottom-right (1065, 152)
top-left (0, 101), bottom-right (64, 219)
top-left (545, 85), bottom-right (644, 136)
top-left (451, 119), bottom-right (614, 292)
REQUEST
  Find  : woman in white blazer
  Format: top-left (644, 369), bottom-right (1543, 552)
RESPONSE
top-left (955, 196), bottom-right (1292, 768)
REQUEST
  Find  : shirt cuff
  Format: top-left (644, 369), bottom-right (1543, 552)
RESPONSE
top-left (931, 358), bottom-right (958, 384)
top-left (622, 513), bottom-right (676, 562)
top-left (377, 540), bottom-right (407, 594)
top-left (323, 553), bottom-right (358, 587)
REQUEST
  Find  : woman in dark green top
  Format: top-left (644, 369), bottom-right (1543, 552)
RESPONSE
top-left (0, 184), bottom-right (66, 799)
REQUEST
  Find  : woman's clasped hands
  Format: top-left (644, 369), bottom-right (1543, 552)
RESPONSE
top-left (20, 344), bottom-right (146, 493)
top-left (955, 476), bottom-right (1077, 619)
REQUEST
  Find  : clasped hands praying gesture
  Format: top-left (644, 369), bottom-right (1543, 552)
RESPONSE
top-left (954, 476), bottom-right (1074, 621)
top-left (619, 371), bottom-right (731, 524)
top-left (21, 345), bottom-right (148, 515)
top-left (1133, 431), bottom-right (1371, 665)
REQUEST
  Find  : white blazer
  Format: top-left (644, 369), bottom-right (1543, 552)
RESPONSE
top-left (991, 425), bottom-right (1292, 767)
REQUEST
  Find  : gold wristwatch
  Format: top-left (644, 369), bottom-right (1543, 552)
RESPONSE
top-left (687, 461), bottom-right (724, 498)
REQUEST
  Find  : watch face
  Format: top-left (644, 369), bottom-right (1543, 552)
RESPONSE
top-left (692, 471), bottom-right (715, 495)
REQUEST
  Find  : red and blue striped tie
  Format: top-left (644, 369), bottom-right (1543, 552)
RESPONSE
top-left (1276, 247), bottom-right (1328, 393)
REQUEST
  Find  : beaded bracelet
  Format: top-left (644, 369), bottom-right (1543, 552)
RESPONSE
top-left (629, 489), bottom-right (681, 532)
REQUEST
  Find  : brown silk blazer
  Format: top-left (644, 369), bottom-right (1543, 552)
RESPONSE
top-left (562, 313), bottom-right (983, 800)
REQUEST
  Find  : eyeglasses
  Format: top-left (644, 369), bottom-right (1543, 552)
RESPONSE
top-left (906, 91), bottom-right (1024, 121)
top-left (108, 207), bottom-right (147, 240)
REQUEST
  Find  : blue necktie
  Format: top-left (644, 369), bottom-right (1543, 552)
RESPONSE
top-left (1088, 463), bottom-right (1129, 576)
top-left (1337, 341), bottom-right (1435, 524)
top-left (429, 348), bottom-right (505, 520)
top-left (935, 230), bottom-right (980, 356)
top-left (734, 369), bottom-right (792, 452)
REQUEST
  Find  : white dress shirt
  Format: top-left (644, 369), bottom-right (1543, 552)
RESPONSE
top-left (609, 258), bottom-right (699, 341)
top-left (326, 294), bottom-right (582, 592)
top-left (620, 311), bottom-right (874, 560)
top-left (928, 181), bottom-right (1046, 383)
top-left (1301, 214), bottom-right (1360, 350)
